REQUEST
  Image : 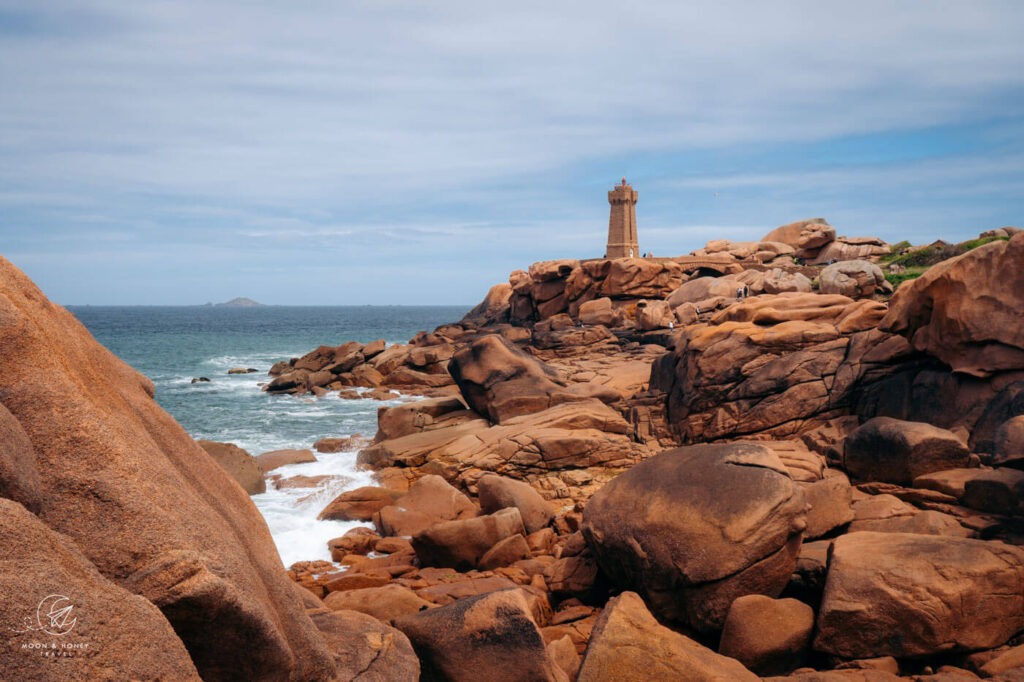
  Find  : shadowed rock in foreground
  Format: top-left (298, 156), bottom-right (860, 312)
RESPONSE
top-left (0, 255), bottom-right (336, 680)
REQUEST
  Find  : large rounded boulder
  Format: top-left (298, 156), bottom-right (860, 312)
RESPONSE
top-left (881, 232), bottom-right (1024, 377)
top-left (818, 259), bottom-right (889, 299)
top-left (815, 532), bottom-right (1024, 658)
top-left (843, 417), bottom-right (969, 484)
top-left (581, 442), bottom-right (807, 632)
top-left (448, 334), bottom-right (574, 423)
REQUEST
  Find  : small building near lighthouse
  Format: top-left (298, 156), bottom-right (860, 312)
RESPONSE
top-left (606, 177), bottom-right (639, 258)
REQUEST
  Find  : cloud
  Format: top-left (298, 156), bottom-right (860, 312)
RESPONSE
top-left (0, 0), bottom-right (1022, 303)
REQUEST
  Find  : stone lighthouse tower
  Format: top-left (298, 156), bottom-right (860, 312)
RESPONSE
top-left (606, 177), bottom-right (639, 258)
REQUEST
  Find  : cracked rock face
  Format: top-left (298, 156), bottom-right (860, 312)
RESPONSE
top-left (653, 293), bottom-right (908, 443)
top-left (815, 532), bottom-right (1024, 658)
top-left (581, 442), bottom-right (807, 632)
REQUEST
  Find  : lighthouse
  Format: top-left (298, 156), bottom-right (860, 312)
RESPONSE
top-left (606, 177), bottom-right (638, 258)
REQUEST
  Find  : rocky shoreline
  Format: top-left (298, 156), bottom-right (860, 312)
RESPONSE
top-left (3, 219), bottom-right (1024, 680)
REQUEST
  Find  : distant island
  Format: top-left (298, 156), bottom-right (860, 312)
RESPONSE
top-left (204, 297), bottom-right (265, 307)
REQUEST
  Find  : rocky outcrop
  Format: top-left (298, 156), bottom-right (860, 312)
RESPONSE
top-left (815, 532), bottom-right (1024, 658)
top-left (265, 335), bottom-right (459, 397)
top-left (882, 232), bottom-right (1024, 377)
top-left (692, 238), bottom-right (796, 263)
top-left (477, 473), bottom-right (555, 533)
top-left (842, 417), bottom-right (970, 484)
top-left (0, 402), bottom-right (42, 513)
top-left (317, 486), bottom-right (403, 521)
top-left (759, 218), bottom-right (888, 265)
top-left (257, 447), bottom-right (317, 471)
top-left (582, 443), bottom-right (806, 632)
top-left (198, 440), bottom-right (266, 494)
top-left (652, 292), bottom-right (908, 442)
top-left (461, 282), bottom-right (512, 326)
top-left (308, 608), bottom-right (420, 681)
top-left (818, 260), bottom-right (891, 299)
top-left (412, 507), bottom-right (526, 571)
top-left (372, 474), bottom-right (478, 537)
top-left (994, 415), bottom-right (1024, 468)
top-left (448, 334), bottom-right (579, 423)
top-left (0, 256), bottom-right (336, 680)
top-left (395, 589), bottom-right (564, 682)
top-left (358, 397), bottom-right (649, 495)
top-left (762, 218), bottom-right (836, 258)
top-left (811, 236), bottom-right (889, 265)
top-left (577, 591), bottom-right (759, 682)
top-left (718, 594), bottom-right (814, 676)
top-left (0, 498), bottom-right (202, 681)
top-left (323, 584), bottom-right (433, 623)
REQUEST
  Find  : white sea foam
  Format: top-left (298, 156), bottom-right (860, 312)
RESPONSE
top-left (251, 452), bottom-right (377, 566)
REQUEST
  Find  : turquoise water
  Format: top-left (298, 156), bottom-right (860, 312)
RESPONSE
top-left (68, 305), bottom-right (467, 565)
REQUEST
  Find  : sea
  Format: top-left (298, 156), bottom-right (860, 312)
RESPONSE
top-left (67, 305), bottom-right (468, 567)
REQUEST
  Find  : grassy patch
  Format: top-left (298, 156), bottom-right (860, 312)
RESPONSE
top-left (961, 235), bottom-right (1010, 251)
top-left (879, 240), bottom-right (912, 262)
top-left (883, 235), bottom-right (1009, 270)
top-left (884, 267), bottom-right (928, 288)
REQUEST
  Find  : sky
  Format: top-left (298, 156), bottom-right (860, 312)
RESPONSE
top-left (1, 1), bottom-right (1022, 305)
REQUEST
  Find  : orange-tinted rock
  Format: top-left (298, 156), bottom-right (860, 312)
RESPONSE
top-left (843, 417), bottom-right (969, 484)
top-left (801, 472), bottom-right (854, 540)
top-left (477, 473), bottom-right (555, 533)
top-left (313, 434), bottom-right (368, 453)
top-left (323, 572), bottom-right (390, 593)
top-left (462, 283), bottom-right (513, 326)
top-left (762, 218), bottom-right (835, 254)
top-left (256, 447), bottom-right (317, 472)
top-left (577, 591), bottom-right (759, 682)
top-left (718, 594), bottom-right (814, 675)
top-left (666, 275), bottom-right (740, 308)
top-left (577, 297), bottom-right (619, 326)
top-left (961, 467), bottom-right (1024, 515)
top-left (912, 468), bottom-right (984, 499)
top-left (395, 588), bottom-right (563, 682)
top-left (414, 574), bottom-right (520, 605)
top-left (308, 608), bottom-right (420, 681)
top-left (814, 532), bottom-right (1024, 658)
top-left (598, 259), bottom-right (684, 298)
top-left (548, 634), bottom-right (582, 681)
top-left (0, 499), bottom-right (202, 681)
top-left (0, 256), bottom-right (335, 681)
top-left (328, 527), bottom-right (380, 560)
top-left (654, 294), bottom-right (907, 442)
top-left (764, 671), bottom-right (902, 681)
top-left (412, 507), bottom-right (526, 570)
top-left (361, 338), bottom-right (387, 359)
top-left (544, 553), bottom-right (601, 601)
top-left (323, 584), bottom-right (433, 623)
top-left (882, 233), bottom-right (1024, 377)
top-left (479, 533), bottom-right (533, 571)
top-left (318, 486), bottom-right (403, 522)
top-left (0, 402), bottom-right (42, 513)
top-left (448, 334), bottom-right (577, 423)
top-left (635, 299), bottom-right (674, 330)
top-left (582, 443), bottom-right (806, 632)
top-left (993, 416), bottom-right (1024, 469)
top-left (373, 474), bottom-right (477, 537)
top-left (374, 395), bottom-right (468, 441)
top-left (197, 440), bottom-right (266, 494)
